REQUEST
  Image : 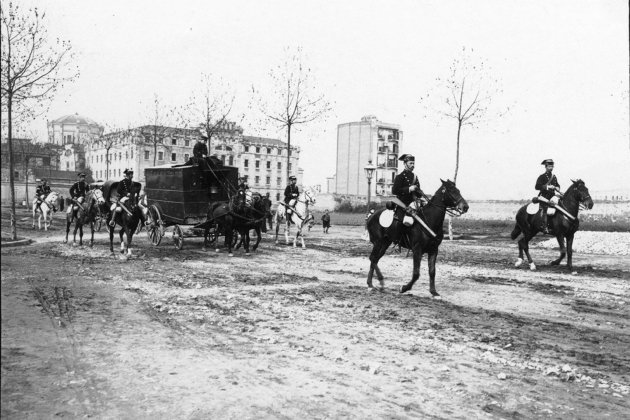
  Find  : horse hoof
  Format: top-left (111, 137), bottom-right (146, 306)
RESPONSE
top-left (432, 295), bottom-right (442, 300)
top-left (245, 252), bottom-right (250, 256)
top-left (514, 258), bottom-right (523, 267)
top-left (228, 253), bottom-right (233, 257)
top-left (399, 286), bottom-right (407, 294)
top-left (549, 260), bottom-right (559, 266)
top-left (529, 263), bottom-right (537, 271)
top-left (215, 249), bottom-right (220, 253)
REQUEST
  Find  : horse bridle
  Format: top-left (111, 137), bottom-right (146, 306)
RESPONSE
top-left (421, 185), bottom-right (465, 217)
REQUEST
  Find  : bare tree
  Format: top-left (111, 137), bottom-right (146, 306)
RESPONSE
top-left (184, 73), bottom-right (237, 152)
top-left (420, 47), bottom-right (508, 183)
top-left (142, 94), bottom-right (181, 166)
top-left (1, 2), bottom-right (78, 239)
top-left (421, 47), bottom-right (509, 239)
top-left (252, 47), bottom-right (331, 181)
top-left (14, 132), bottom-right (41, 205)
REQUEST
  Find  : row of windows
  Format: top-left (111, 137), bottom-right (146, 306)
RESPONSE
top-left (243, 145), bottom-right (293, 156)
top-left (243, 160), bottom-right (292, 170)
top-left (90, 150), bottom-right (134, 164)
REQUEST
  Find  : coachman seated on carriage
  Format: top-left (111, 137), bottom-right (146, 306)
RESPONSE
top-left (67, 172), bottom-right (89, 218)
top-left (35, 178), bottom-right (52, 211)
top-left (235, 175), bottom-right (250, 211)
top-left (109, 168), bottom-right (135, 227)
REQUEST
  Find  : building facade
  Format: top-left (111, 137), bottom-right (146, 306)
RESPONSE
top-left (85, 122), bottom-right (302, 201)
top-left (335, 115), bottom-right (402, 197)
top-left (1, 138), bottom-right (61, 182)
top-left (47, 113), bottom-right (104, 172)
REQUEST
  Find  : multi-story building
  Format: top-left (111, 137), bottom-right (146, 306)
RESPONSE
top-left (85, 122), bottom-right (302, 201)
top-left (239, 136), bottom-right (302, 202)
top-left (1, 138), bottom-right (61, 182)
top-left (47, 113), bottom-right (104, 172)
top-left (335, 115), bottom-right (402, 197)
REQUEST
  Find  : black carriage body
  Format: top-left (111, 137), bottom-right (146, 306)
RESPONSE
top-left (144, 164), bottom-right (238, 225)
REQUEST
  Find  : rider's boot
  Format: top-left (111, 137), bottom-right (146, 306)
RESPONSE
top-left (540, 210), bottom-right (548, 234)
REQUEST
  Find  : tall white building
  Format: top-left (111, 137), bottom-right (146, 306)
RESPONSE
top-left (47, 113), bottom-right (104, 172)
top-left (335, 115), bottom-right (402, 197)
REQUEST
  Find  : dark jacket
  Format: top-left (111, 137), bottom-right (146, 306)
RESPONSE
top-left (36, 184), bottom-right (51, 197)
top-left (535, 172), bottom-right (560, 200)
top-left (284, 184), bottom-right (299, 204)
top-left (117, 178), bottom-right (134, 198)
top-left (193, 141), bottom-right (208, 158)
top-left (69, 181), bottom-right (89, 199)
top-left (392, 169), bottom-right (422, 206)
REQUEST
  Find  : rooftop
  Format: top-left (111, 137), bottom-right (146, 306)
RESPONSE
top-left (50, 113), bottom-right (102, 127)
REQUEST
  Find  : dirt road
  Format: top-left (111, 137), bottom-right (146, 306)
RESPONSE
top-left (2, 223), bottom-right (629, 418)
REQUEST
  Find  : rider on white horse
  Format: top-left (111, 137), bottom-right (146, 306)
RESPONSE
top-left (67, 172), bottom-right (89, 218)
top-left (35, 179), bottom-right (52, 211)
top-left (109, 168), bottom-right (134, 226)
top-left (283, 175), bottom-right (300, 218)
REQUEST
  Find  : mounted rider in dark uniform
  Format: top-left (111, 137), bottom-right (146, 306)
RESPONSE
top-left (284, 175), bottom-right (299, 216)
top-left (68, 173), bottom-right (89, 217)
top-left (263, 192), bottom-right (273, 230)
top-left (535, 159), bottom-right (560, 234)
top-left (390, 154), bottom-right (426, 243)
top-left (110, 168), bottom-right (135, 227)
top-left (235, 175), bottom-right (249, 211)
top-left (35, 178), bottom-right (52, 211)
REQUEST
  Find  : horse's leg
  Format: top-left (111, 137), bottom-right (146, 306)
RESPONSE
top-left (518, 232), bottom-right (537, 270)
top-left (64, 216), bottom-right (71, 243)
top-left (367, 239), bottom-right (390, 290)
top-left (119, 227), bottom-right (126, 254)
top-left (89, 220), bottom-right (95, 247)
top-left (299, 226), bottom-right (305, 249)
top-left (127, 228), bottom-right (133, 256)
top-left (243, 228), bottom-right (251, 255)
top-left (550, 235), bottom-right (566, 265)
top-left (566, 233), bottom-right (575, 271)
top-left (400, 246), bottom-right (423, 294)
top-left (427, 251), bottom-right (440, 297)
top-left (109, 224), bottom-right (115, 253)
top-left (252, 226), bottom-right (261, 251)
top-left (78, 223), bottom-right (84, 246)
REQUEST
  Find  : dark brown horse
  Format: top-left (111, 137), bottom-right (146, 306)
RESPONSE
top-left (64, 189), bottom-right (105, 247)
top-left (107, 190), bottom-right (146, 256)
top-left (511, 179), bottom-right (593, 271)
top-left (366, 180), bottom-right (469, 296)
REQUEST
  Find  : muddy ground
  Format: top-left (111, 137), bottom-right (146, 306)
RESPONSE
top-left (2, 215), bottom-right (629, 419)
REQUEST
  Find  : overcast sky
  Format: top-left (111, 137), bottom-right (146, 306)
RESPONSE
top-left (19, 0), bottom-right (630, 199)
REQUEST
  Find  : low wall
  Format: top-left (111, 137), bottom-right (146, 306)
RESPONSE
top-left (1, 182), bottom-right (71, 206)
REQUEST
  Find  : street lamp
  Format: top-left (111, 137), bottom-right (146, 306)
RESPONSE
top-left (364, 160), bottom-right (376, 210)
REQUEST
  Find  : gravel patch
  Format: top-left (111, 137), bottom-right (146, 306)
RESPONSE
top-left (537, 231), bottom-right (630, 256)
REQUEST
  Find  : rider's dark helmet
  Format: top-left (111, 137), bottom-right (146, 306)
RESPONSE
top-left (541, 159), bottom-right (554, 165)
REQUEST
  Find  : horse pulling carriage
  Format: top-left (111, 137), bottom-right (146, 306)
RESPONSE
top-left (143, 163), bottom-right (240, 250)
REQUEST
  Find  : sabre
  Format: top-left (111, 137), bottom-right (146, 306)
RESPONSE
top-left (536, 196), bottom-right (575, 221)
top-left (391, 198), bottom-right (437, 238)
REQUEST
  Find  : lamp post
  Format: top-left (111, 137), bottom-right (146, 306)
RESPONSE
top-left (364, 160), bottom-right (376, 210)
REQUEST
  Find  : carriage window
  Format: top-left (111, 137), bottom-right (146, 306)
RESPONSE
top-left (266, 161), bottom-right (271, 169)
top-left (244, 159), bottom-right (248, 168)
top-left (171, 153), bottom-right (177, 162)
top-left (158, 151), bottom-right (164, 161)
top-left (144, 150), bottom-right (150, 160)
top-left (277, 162), bottom-right (281, 170)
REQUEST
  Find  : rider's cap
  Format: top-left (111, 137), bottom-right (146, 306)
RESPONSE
top-left (200, 132), bottom-right (208, 140)
top-left (289, 175), bottom-right (297, 180)
top-left (124, 168), bottom-right (134, 175)
top-left (399, 154), bottom-right (415, 162)
top-left (77, 172), bottom-right (86, 177)
top-left (541, 159), bottom-right (554, 165)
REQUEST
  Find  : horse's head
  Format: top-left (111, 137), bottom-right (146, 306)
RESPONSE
top-left (302, 188), bottom-right (316, 205)
top-left (569, 179), bottom-right (594, 210)
top-left (439, 179), bottom-right (469, 215)
top-left (91, 189), bottom-right (105, 205)
top-left (47, 191), bottom-right (59, 204)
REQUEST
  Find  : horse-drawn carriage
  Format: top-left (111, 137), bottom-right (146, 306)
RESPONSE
top-left (144, 162), bottom-right (239, 250)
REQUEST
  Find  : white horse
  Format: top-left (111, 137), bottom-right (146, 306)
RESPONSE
top-left (273, 188), bottom-right (316, 248)
top-left (32, 191), bottom-right (63, 230)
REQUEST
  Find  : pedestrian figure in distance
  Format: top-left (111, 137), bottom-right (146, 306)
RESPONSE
top-left (321, 209), bottom-right (331, 233)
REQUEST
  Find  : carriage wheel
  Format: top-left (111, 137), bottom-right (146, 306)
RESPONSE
top-left (146, 205), bottom-right (163, 246)
top-left (172, 224), bottom-right (184, 250)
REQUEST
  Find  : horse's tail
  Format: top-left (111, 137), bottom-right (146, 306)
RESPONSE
top-left (510, 224), bottom-right (521, 240)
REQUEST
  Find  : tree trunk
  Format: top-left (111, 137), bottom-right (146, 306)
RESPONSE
top-left (24, 160), bottom-right (30, 206)
top-left (286, 123), bottom-right (292, 183)
top-left (450, 120), bottom-right (463, 241)
top-left (153, 139), bottom-right (157, 166)
top-left (7, 100), bottom-right (18, 240)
